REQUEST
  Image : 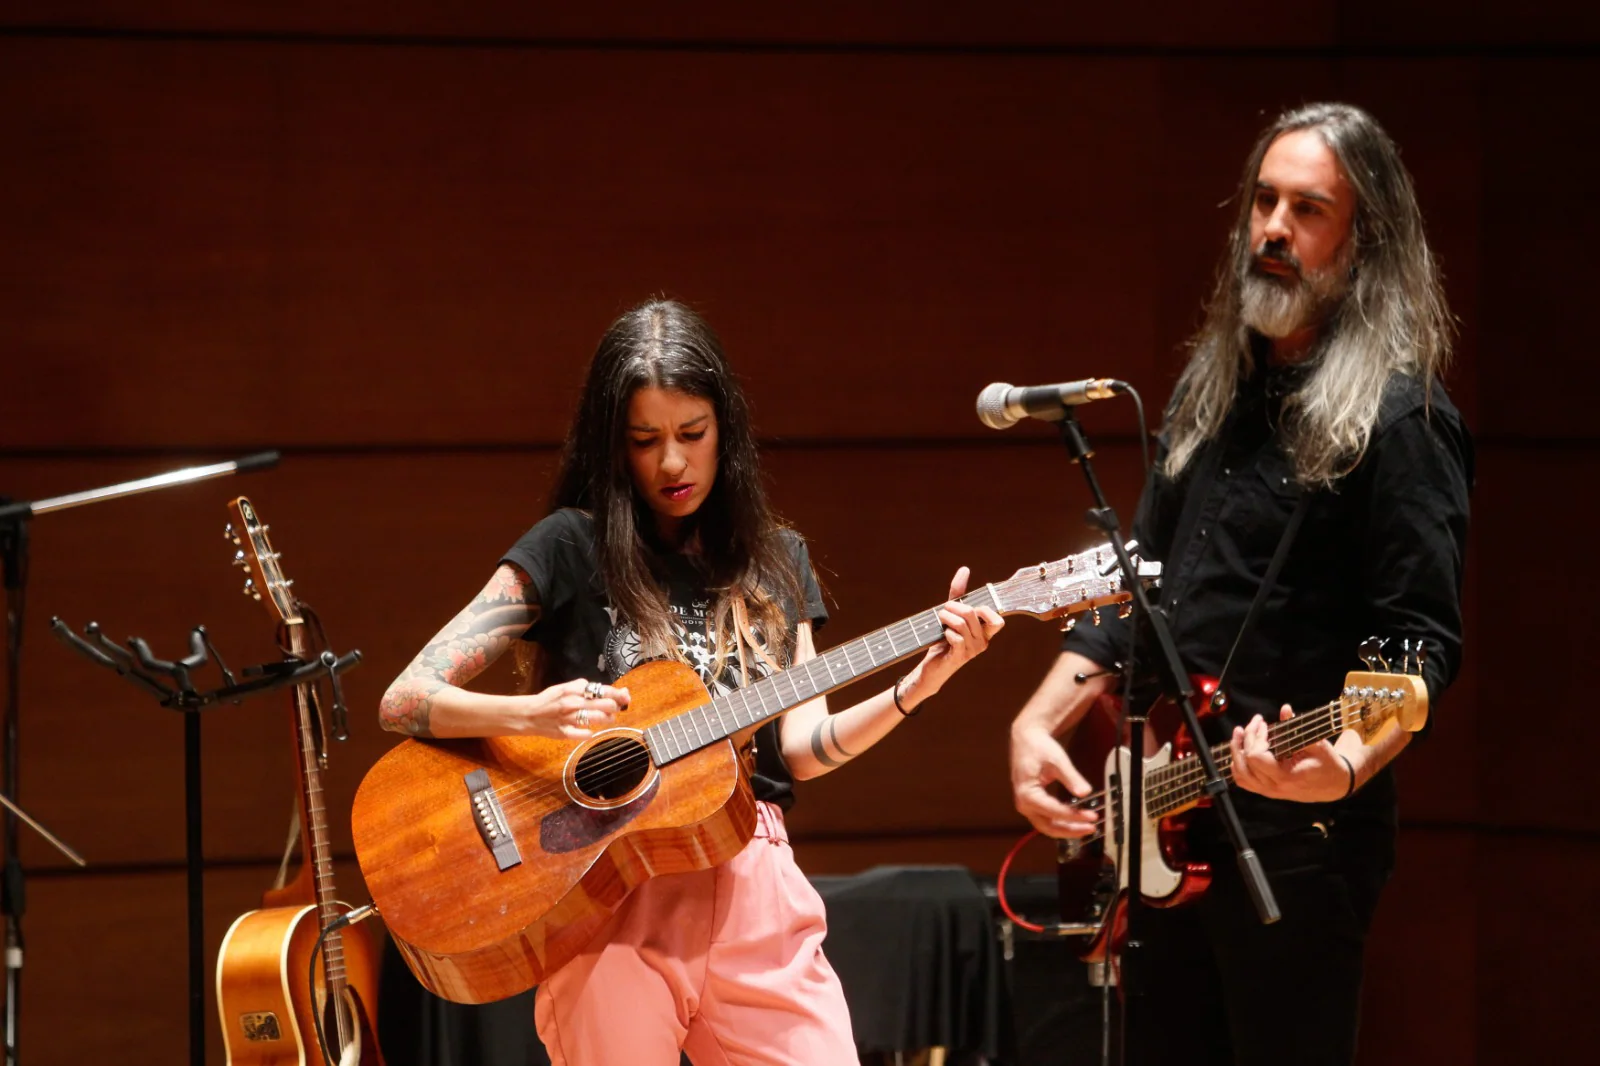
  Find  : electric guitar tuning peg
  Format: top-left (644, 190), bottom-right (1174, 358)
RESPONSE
top-left (1411, 639), bottom-right (1427, 677)
top-left (1357, 636), bottom-right (1390, 672)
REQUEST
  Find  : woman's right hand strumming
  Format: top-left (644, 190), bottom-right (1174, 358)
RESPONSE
top-left (380, 563), bottom-right (634, 740)
top-left (512, 678), bottom-right (629, 740)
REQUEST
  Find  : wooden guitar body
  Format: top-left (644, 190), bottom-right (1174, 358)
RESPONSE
top-left (216, 903), bottom-right (384, 1065)
top-left (217, 497), bottom-right (390, 1061)
top-left (352, 543), bottom-right (1158, 1005)
top-left (353, 660), bottom-right (758, 1004)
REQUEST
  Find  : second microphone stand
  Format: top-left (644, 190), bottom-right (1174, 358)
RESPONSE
top-left (1053, 405), bottom-right (1278, 1066)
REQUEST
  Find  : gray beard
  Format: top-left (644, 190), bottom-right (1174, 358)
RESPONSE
top-left (1241, 271), bottom-right (1318, 338)
top-left (1240, 262), bottom-right (1350, 339)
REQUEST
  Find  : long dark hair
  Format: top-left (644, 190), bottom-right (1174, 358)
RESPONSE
top-left (1165, 102), bottom-right (1454, 486)
top-left (550, 298), bottom-right (799, 673)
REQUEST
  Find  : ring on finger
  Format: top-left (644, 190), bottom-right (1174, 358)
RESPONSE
top-left (583, 681), bottom-right (602, 700)
top-left (576, 708), bottom-right (590, 728)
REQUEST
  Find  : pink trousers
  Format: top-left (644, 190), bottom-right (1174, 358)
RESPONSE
top-left (534, 802), bottom-right (858, 1066)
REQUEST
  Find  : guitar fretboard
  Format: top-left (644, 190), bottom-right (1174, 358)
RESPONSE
top-left (1142, 687), bottom-right (1405, 818)
top-left (641, 542), bottom-right (1144, 766)
top-left (643, 591), bottom-right (995, 764)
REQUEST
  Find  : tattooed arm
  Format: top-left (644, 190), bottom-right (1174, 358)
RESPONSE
top-left (379, 563), bottom-right (628, 739)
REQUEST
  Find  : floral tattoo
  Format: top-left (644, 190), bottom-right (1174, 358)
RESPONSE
top-left (379, 564), bottom-right (540, 737)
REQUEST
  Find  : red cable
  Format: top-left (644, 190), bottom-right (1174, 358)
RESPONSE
top-left (995, 828), bottom-right (1046, 933)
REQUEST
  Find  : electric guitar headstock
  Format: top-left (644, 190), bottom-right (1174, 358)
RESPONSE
top-left (988, 542), bottom-right (1162, 626)
top-left (224, 496), bottom-right (302, 626)
top-left (1340, 636), bottom-right (1431, 741)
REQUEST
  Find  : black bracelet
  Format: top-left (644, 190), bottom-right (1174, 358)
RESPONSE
top-left (1338, 754), bottom-right (1356, 799)
top-left (893, 674), bottom-right (919, 717)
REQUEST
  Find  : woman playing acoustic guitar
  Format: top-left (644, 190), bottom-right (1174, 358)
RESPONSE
top-left (376, 298), bottom-right (1003, 1065)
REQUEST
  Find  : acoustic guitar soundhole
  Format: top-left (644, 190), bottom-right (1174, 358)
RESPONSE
top-left (573, 736), bottom-right (651, 801)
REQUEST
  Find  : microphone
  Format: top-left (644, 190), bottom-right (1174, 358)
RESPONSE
top-left (975, 379), bottom-right (1126, 429)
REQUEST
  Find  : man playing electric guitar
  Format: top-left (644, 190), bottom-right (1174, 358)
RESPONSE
top-left (1008, 103), bottom-right (1472, 1066)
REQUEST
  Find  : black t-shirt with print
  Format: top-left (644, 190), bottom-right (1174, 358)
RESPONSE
top-left (500, 508), bottom-right (827, 812)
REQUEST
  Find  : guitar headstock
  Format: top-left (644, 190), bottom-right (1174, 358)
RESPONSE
top-left (1341, 637), bottom-right (1431, 740)
top-left (225, 496), bottom-right (302, 625)
top-left (988, 543), bottom-right (1163, 624)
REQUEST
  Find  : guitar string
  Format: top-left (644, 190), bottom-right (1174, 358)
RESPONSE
top-left (1063, 698), bottom-right (1350, 842)
top-left (479, 563), bottom-right (1115, 811)
top-left (481, 574), bottom-right (1050, 814)
top-left (494, 663), bottom-right (1395, 826)
top-left (1072, 690), bottom-right (1405, 838)
top-left (482, 607), bottom-right (952, 812)
top-left (1144, 692), bottom-right (1397, 813)
top-left (473, 564), bottom-right (1132, 816)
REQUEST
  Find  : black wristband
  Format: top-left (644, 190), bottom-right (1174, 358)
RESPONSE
top-left (1338, 754), bottom-right (1356, 799)
top-left (893, 674), bottom-right (919, 717)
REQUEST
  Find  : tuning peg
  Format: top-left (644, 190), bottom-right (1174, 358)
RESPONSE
top-left (1118, 603), bottom-right (1133, 619)
top-left (224, 522), bottom-right (240, 546)
top-left (1090, 608), bottom-right (1102, 627)
top-left (243, 578), bottom-right (261, 601)
top-left (1061, 616), bottom-right (1078, 632)
top-left (1357, 636), bottom-right (1389, 672)
top-left (1411, 639), bottom-right (1427, 676)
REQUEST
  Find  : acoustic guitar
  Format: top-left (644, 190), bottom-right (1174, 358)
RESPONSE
top-left (215, 498), bottom-right (384, 1065)
top-left (351, 543), bottom-right (1160, 1004)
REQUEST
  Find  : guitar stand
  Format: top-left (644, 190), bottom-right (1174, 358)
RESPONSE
top-left (50, 618), bottom-right (359, 1066)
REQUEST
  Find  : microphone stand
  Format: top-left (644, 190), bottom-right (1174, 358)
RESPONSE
top-left (0, 451), bottom-right (278, 1066)
top-left (1052, 408), bottom-right (1277, 1066)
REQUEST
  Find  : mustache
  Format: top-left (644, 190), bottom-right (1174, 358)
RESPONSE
top-left (1249, 240), bottom-right (1302, 277)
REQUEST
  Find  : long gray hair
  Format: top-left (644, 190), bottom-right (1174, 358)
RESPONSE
top-left (1164, 102), bottom-right (1454, 487)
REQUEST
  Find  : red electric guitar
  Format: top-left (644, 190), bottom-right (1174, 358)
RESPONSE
top-left (1059, 638), bottom-right (1431, 964)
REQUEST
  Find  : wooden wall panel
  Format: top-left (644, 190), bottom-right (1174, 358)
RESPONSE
top-left (1, 2), bottom-right (1343, 47)
top-left (1360, 828), bottom-right (1478, 1065)
top-left (1, 38), bottom-right (1168, 449)
top-left (1479, 60), bottom-right (1600, 441)
top-left (1476, 836), bottom-right (1600, 1063)
top-left (1470, 446), bottom-right (1600, 833)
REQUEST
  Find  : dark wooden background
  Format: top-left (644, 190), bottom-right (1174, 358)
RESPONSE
top-left (2, 3), bottom-right (1596, 1063)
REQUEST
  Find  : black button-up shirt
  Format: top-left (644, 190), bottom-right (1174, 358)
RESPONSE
top-left (1066, 363), bottom-right (1473, 836)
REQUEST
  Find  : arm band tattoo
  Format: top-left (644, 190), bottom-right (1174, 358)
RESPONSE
top-left (809, 715), bottom-right (860, 770)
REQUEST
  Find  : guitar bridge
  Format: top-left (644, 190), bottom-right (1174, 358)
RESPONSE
top-left (464, 768), bottom-right (522, 871)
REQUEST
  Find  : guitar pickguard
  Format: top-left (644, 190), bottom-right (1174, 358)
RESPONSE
top-left (1103, 743), bottom-right (1186, 902)
top-left (539, 776), bottom-right (661, 854)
